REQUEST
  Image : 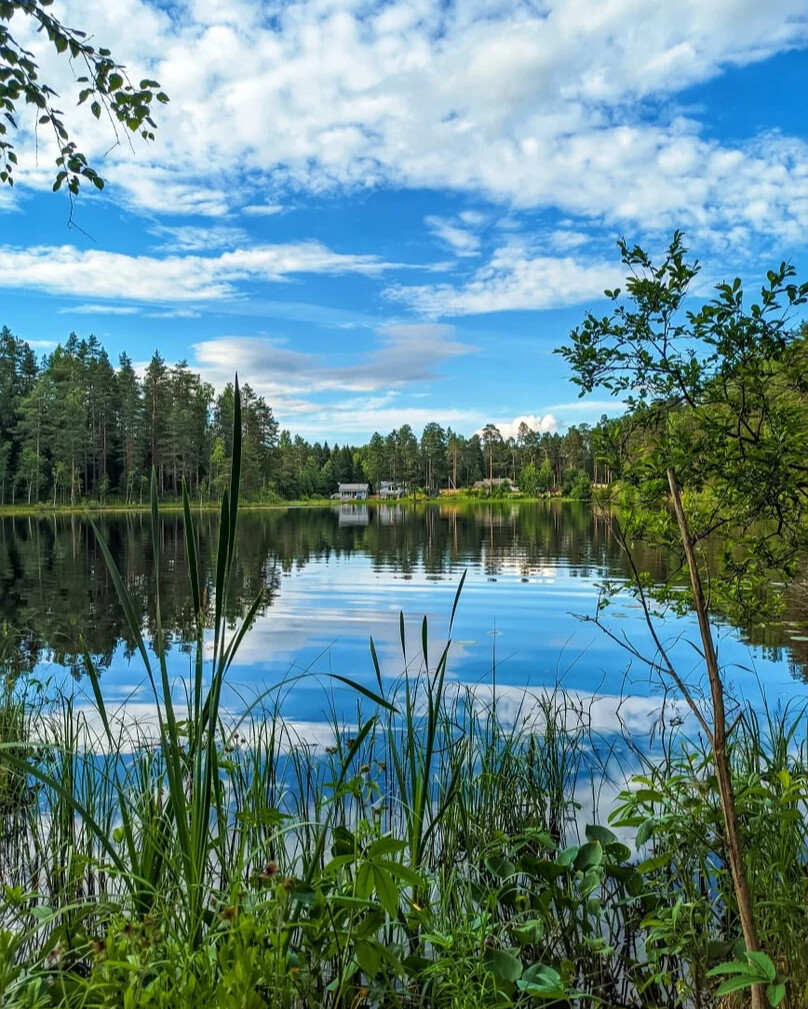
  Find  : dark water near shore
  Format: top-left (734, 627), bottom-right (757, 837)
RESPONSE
top-left (1, 502), bottom-right (806, 734)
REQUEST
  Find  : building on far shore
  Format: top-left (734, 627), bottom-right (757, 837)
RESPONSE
top-left (472, 477), bottom-right (516, 493)
top-left (338, 482), bottom-right (369, 501)
top-left (378, 481), bottom-right (405, 499)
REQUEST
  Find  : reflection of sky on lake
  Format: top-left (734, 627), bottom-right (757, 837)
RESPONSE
top-left (47, 535), bottom-right (804, 740)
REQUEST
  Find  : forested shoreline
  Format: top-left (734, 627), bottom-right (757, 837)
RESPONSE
top-left (0, 327), bottom-right (609, 506)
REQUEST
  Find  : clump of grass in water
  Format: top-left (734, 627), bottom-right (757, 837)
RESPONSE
top-left (1, 379), bottom-right (806, 1008)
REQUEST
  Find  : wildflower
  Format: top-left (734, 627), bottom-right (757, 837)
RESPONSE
top-left (259, 861), bottom-right (280, 879)
top-left (219, 905), bottom-right (237, 922)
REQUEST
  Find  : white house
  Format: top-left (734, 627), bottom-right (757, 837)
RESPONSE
top-left (378, 481), bottom-right (405, 499)
top-left (338, 482), bottom-right (369, 501)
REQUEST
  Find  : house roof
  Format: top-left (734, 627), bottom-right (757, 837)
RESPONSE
top-left (338, 483), bottom-right (369, 491)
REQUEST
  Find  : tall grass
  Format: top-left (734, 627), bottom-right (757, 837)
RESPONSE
top-left (1, 382), bottom-right (807, 1007)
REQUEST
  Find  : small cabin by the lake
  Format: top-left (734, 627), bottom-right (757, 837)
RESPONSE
top-left (338, 482), bottom-right (369, 501)
top-left (473, 477), bottom-right (516, 493)
top-left (378, 481), bottom-right (405, 499)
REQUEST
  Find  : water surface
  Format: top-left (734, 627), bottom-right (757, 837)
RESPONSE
top-left (2, 503), bottom-right (805, 737)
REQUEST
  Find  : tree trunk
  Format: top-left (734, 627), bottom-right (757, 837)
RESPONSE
top-left (667, 468), bottom-right (763, 1009)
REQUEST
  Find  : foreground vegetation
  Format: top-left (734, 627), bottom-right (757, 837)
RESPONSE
top-left (3, 654), bottom-right (808, 1009)
top-left (1, 500), bottom-right (806, 1006)
top-left (0, 387), bottom-right (803, 1009)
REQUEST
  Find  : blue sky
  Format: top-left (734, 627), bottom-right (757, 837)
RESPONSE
top-left (1, 0), bottom-right (807, 442)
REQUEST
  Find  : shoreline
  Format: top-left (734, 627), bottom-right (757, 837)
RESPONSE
top-left (0, 493), bottom-right (592, 518)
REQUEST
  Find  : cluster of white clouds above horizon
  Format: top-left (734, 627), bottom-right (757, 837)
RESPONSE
top-left (2, 0), bottom-right (808, 436)
top-left (6, 0), bottom-right (805, 234)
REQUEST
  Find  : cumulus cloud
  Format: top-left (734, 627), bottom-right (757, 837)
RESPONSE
top-left (477, 414), bottom-right (558, 441)
top-left (487, 414), bottom-right (559, 440)
top-left (8, 0), bottom-right (808, 245)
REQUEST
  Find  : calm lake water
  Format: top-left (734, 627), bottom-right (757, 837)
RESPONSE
top-left (2, 502), bottom-right (806, 742)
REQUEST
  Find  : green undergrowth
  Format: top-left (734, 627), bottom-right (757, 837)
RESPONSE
top-left (1, 385), bottom-right (806, 1008)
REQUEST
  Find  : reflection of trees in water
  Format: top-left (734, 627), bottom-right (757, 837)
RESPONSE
top-left (742, 572), bottom-right (808, 678)
top-left (0, 512), bottom-right (282, 675)
top-left (0, 503), bottom-right (804, 678)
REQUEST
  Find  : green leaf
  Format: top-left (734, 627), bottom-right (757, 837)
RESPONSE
top-left (746, 951), bottom-right (777, 983)
top-left (556, 845), bottom-right (578, 867)
top-left (715, 977), bottom-right (760, 997)
top-left (634, 788), bottom-right (663, 803)
top-left (517, 963), bottom-right (567, 997)
top-left (485, 853), bottom-right (517, 879)
top-left (368, 837), bottom-right (407, 858)
top-left (573, 841), bottom-right (603, 871)
top-left (373, 866), bottom-right (399, 918)
top-left (483, 947), bottom-right (522, 983)
top-left (328, 673), bottom-right (399, 713)
top-left (767, 982), bottom-right (786, 1006)
top-left (707, 962), bottom-right (751, 977)
top-left (374, 860), bottom-right (425, 889)
top-left (585, 824), bottom-right (617, 846)
top-left (354, 939), bottom-right (381, 978)
top-left (636, 818), bottom-right (656, 848)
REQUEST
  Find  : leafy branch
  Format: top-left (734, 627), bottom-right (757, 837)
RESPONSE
top-left (0, 0), bottom-right (167, 199)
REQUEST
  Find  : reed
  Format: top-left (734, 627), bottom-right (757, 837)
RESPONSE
top-left (1, 382), bottom-right (806, 1008)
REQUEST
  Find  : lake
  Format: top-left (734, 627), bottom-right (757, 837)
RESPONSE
top-left (2, 502), bottom-right (806, 745)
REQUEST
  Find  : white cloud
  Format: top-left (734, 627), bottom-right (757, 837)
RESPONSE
top-left (548, 229), bottom-right (591, 252)
top-left (0, 241), bottom-right (398, 302)
top-left (57, 303), bottom-right (141, 315)
top-left (242, 203), bottom-right (285, 217)
top-left (147, 308), bottom-right (202, 319)
top-left (387, 244), bottom-right (623, 315)
top-left (476, 414), bottom-right (557, 441)
top-left (9, 0), bottom-right (808, 244)
top-left (110, 165), bottom-right (232, 217)
top-left (425, 215), bottom-right (481, 257)
top-left (149, 224), bottom-right (249, 252)
top-left (191, 324), bottom-right (476, 405)
top-left (543, 399), bottom-right (626, 415)
top-left (290, 401), bottom-right (482, 438)
top-left (486, 414), bottom-right (559, 440)
top-left (0, 186), bottom-right (18, 213)
top-left (459, 210), bottom-right (487, 227)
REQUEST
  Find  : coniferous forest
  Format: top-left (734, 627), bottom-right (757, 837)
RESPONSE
top-left (0, 326), bottom-right (609, 506)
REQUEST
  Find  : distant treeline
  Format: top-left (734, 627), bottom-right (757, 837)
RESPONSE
top-left (0, 327), bottom-right (618, 504)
